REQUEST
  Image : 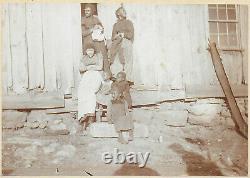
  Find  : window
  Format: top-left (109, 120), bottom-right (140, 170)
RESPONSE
top-left (208, 4), bottom-right (239, 49)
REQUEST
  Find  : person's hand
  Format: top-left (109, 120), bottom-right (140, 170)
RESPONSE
top-left (114, 33), bottom-right (121, 39)
top-left (94, 25), bottom-right (103, 30)
top-left (118, 32), bottom-right (124, 38)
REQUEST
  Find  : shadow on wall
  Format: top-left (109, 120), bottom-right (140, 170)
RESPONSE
top-left (113, 163), bottom-right (160, 176)
top-left (169, 143), bottom-right (223, 176)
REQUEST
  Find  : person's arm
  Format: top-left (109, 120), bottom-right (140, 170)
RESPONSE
top-left (111, 23), bottom-right (121, 41)
top-left (123, 20), bottom-right (134, 41)
top-left (124, 82), bottom-right (132, 109)
top-left (82, 24), bottom-right (93, 38)
top-left (79, 56), bottom-right (87, 73)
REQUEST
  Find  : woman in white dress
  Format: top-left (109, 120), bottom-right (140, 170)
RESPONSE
top-left (78, 44), bottom-right (103, 129)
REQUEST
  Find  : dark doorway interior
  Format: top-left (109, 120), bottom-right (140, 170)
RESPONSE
top-left (80, 3), bottom-right (98, 17)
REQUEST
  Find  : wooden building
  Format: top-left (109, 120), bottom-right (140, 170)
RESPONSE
top-left (1, 4), bottom-right (248, 104)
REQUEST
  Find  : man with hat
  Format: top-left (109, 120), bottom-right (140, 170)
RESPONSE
top-left (108, 6), bottom-right (134, 82)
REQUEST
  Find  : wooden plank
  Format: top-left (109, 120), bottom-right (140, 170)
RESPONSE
top-left (184, 5), bottom-right (217, 87)
top-left (41, 4), bottom-right (58, 91)
top-left (26, 3), bottom-right (45, 89)
top-left (54, 4), bottom-right (74, 94)
top-left (2, 92), bottom-right (65, 110)
top-left (2, 4), bottom-right (13, 94)
top-left (186, 84), bottom-right (248, 98)
top-left (221, 51), bottom-right (243, 85)
top-left (208, 42), bottom-right (247, 138)
top-left (46, 99), bottom-right (77, 114)
top-left (71, 4), bottom-right (82, 92)
top-left (155, 5), bottom-right (188, 89)
top-left (239, 5), bottom-right (248, 84)
top-left (9, 3), bottom-right (28, 94)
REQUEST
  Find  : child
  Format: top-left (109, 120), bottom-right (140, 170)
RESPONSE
top-left (111, 72), bottom-right (132, 109)
top-left (109, 84), bottom-right (134, 144)
top-left (96, 72), bottom-right (113, 122)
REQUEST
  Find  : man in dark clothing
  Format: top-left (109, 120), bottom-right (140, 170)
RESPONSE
top-left (82, 3), bottom-right (111, 77)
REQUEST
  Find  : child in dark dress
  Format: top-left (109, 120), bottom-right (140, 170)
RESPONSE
top-left (109, 84), bottom-right (134, 144)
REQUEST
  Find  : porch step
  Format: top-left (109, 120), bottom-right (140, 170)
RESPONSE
top-left (89, 122), bottom-right (149, 138)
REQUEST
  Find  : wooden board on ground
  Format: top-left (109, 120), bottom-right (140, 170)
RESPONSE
top-left (186, 84), bottom-right (248, 99)
top-left (3, 92), bottom-right (64, 110)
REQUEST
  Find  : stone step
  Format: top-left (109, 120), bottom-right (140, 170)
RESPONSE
top-left (89, 122), bottom-right (149, 138)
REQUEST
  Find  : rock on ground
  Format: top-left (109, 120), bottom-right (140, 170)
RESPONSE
top-left (2, 111), bottom-right (28, 129)
top-left (154, 110), bottom-right (188, 127)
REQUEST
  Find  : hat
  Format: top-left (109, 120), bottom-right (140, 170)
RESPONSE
top-left (115, 6), bottom-right (126, 18)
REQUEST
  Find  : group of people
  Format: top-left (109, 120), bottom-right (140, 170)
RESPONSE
top-left (77, 4), bottom-right (134, 144)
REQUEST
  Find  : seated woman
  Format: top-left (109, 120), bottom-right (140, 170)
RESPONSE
top-left (78, 44), bottom-right (103, 130)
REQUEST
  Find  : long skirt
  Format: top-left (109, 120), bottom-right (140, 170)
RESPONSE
top-left (77, 70), bottom-right (103, 120)
top-left (110, 39), bottom-right (133, 81)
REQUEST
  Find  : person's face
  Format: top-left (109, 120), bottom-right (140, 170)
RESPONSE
top-left (84, 7), bottom-right (92, 17)
top-left (117, 9), bottom-right (126, 19)
top-left (116, 74), bottom-right (125, 82)
top-left (86, 48), bottom-right (95, 57)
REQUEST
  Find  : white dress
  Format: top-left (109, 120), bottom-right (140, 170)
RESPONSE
top-left (77, 53), bottom-right (103, 120)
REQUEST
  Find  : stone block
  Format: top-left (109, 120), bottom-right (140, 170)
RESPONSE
top-left (2, 110), bottom-right (27, 129)
top-left (188, 103), bottom-right (222, 116)
top-left (154, 110), bottom-right (188, 127)
top-left (89, 122), bottom-right (149, 138)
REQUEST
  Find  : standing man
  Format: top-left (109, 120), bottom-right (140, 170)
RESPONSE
top-left (108, 6), bottom-right (134, 82)
top-left (82, 3), bottom-right (111, 77)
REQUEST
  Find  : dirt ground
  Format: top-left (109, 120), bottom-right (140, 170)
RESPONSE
top-left (2, 108), bottom-right (248, 176)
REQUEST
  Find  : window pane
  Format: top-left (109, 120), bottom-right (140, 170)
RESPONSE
top-left (209, 8), bottom-right (217, 20)
top-left (227, 4), bottom-right (235, 9)
top-left (219, 34), bottom-right (228, 46)
top-left (228, 35), bottom-right (237, 46)
top-left (218, 8), bottom-right (227, 20)
top-left (219, 23), bottom-right (227, 34)
top-left (210, 34), bottom-right (219, 44)
top-left (209, 22), bottom-right (218, 33)
top-left (228, 23), bottom-right (237, 34)
top-left (218, 4), bottom-right (226, 9)
top-left (228, 9), bottom-right (236, 20)
top-left (208, 4), bottom-right (217, 8)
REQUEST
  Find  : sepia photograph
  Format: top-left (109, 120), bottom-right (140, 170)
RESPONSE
top-left (1, 2), bottom-right (248, 176)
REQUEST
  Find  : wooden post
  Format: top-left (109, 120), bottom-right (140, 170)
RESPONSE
top-left (208, 42), bottom-right (248, 139)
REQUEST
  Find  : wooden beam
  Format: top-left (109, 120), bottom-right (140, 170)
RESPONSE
top-left (186, 84), bottom-right (248, 99)
top-left (2, 92), bottom-right (64, 110)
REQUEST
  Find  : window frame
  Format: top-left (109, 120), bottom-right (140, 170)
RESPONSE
top-left (207, 4), bottom-right (243, 51)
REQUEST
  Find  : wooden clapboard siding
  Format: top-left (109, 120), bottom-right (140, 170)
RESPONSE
top-left (53, 4), bottom-right (72, 93)
top-left (2, 4), bottom-right (13, 94)
top-left (155, 5), bottom-right (189, 90)
top-left (41, 4), bottom-right (58, 91)
top-left (184, 5), bottom-right (217, 87)
top-left (26, 3), bottom-right (45, 89)
top-left (8, 4), bottom-right (28, 94)
top-left (98, 4), bottom-right (158, 87)
top-left (239, 5), bottom-right (248, 84)
top-left (3, 92), bottom-right (64, 109)
top-left (70, 4), bottom-right (82, 91)
top-left (221, 51), bottom-right (243, 85)
top-left (2, 4), bottom-right (247, 96)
